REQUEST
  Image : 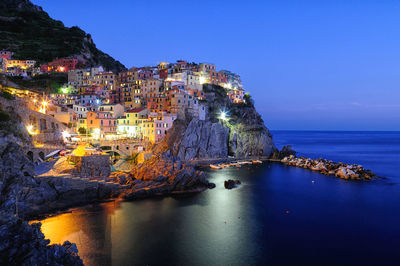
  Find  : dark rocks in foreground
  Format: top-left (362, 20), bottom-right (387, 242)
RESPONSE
top-left (224, 179), bottom-right (241, 189)
top-left (0, 214), bottom-right (83, 265)
top-left (281, 155), bottom-right (376, 180)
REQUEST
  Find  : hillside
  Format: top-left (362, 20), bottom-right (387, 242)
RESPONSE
top-left (0, 0), bottom-right (126, 72)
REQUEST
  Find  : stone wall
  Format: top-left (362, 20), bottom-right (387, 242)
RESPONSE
top-left (0, 97), bottom-right (66, 144)
top-left (70, 155), bottom-right (110, 177)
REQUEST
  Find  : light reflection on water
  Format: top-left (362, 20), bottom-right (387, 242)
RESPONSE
top-left (32, 131), bottom-right (400, 265)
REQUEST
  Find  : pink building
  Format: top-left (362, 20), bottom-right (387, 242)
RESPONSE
top-left (154, 113), bottom-right (177, 142)
top-left (87, 111), bottom-right (117, 137)
top-left (41, 58), bottom-right (79, 72)
top-left (0, 51), bottom-right (13, 60)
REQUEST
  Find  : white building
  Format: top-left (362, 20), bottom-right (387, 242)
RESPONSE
top-left (98, 103), bottom-right (124, 118)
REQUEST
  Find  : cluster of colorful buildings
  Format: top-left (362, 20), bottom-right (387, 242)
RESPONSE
top-left (0, 51), bottom-right (37, 76)
top-left (0, 50), bottom-right (82, 77)
top-left (5, 58), bottom-right (246, 144)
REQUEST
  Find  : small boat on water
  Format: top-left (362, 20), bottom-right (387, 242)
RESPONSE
top-left (210, 164), bottom-right (222, 169)
top-left (252, 160), bottom-right (262, 164)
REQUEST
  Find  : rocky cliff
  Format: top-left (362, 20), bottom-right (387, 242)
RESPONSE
top-left (0, 110), bottom-right (86, 263)
top-left (155, 84), bottom-right (275, 160)
top-left (0, 0), bottom-right (126, 72)
top-left (0, 108), bottom-right (118, 219)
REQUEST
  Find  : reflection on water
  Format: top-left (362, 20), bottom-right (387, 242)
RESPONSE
top-left (33, 131), bottom-right (400, 265)
top-left (34, 165), bottom-right (268, 266)
top-left (33, 202), bottom-right (118, 266)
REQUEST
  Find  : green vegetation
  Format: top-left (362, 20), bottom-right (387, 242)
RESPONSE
top-left (0, 10), bottom-right (86, 63)
top-left (7, 73), bottom-right (67, 93)
top-left (0, 1), bottom-right (125, 71)
top-left (78, 127), bottom-right (87, 135)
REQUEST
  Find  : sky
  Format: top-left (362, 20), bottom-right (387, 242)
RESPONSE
top-left (32, 0), bottom-right (400, 130)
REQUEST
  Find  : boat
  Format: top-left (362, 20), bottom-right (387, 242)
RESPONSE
top-left (252, 160), bottom-right (262, 164)
top-left (210, 164), bottom-right (222, 169)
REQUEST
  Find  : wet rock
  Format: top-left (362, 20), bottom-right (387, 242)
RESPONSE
top-left (224, 179), bottom-right (241, 189)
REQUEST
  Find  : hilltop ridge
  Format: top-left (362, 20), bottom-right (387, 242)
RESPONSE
top-left (0, 0), bottom-right (126, 72)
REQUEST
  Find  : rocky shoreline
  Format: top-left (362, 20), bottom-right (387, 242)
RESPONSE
top-left (121, 154), bottom-right (215, 200)
top-left (0, 214), bottom-right (84, 265)
top-left (281, 155), bottom-right (376, 181)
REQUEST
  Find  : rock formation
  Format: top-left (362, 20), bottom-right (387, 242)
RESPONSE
top-left (281, 155), bottom-right (376, 181)
top-left (123, 154), bottom-right (214, 199)
top-left (154, 84), bottom-right (275, 161)
top-left (0, 134), bottom-right (58, 218)
top-left (224, 179), bottom-right (241, 189)
top-left (0, 214), bottom-right (83, 265)
top-left (270, 145), bottom-right (296, 160)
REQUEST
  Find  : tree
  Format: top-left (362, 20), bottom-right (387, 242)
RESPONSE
top-left (78, 127), bottom-right (86, 135)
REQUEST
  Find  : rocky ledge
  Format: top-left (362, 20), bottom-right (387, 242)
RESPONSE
top-left (281, 155), bottom-right (376, 180)
top-left (121, 155), bottom-right (215, 200)
top-left (0, 214), bottom-right (83, 265)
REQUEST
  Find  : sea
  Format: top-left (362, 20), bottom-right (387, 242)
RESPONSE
top-left (34, 131), bottom-right (400, 266)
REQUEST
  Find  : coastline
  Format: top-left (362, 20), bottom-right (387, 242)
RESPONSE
top-left (27, 153), bottom-right (377, 221)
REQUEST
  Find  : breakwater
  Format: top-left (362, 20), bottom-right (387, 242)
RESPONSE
top-left (281, 155), bottom-right (376, 180)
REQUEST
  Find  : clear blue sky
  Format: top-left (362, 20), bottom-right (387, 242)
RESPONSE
top-left (33, 0), bottom-right (400, 130)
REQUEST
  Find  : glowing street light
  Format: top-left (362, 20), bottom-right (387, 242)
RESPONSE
top-left (199, 76), bottom-right (206, 85)
top-left (39, 100), bottom-right (48, 114)
top-left (219, 111), bottom-right (228, 121)
top-left (93, 128), bottom-right (101, 139)
top-left (60, 87), bottom-right (69, 94)
top-left (26, 125), bottom-right (37, 135)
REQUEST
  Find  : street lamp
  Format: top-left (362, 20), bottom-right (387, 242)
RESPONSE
top-left (219, 111), bottom-right (228, 121)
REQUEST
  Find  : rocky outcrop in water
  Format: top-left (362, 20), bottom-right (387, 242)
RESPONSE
top-left (281, 155), bottom-right (376, 180)
top-left (123, 154), bottom-right (214, 199)
top-left (0, 214), bottom-right (83, 265)
top-left (224, 179), bottom-right (241, 189)
top-left (270, 145), bottom-right (296, 160)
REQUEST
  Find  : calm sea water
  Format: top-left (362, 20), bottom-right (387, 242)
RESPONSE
top-left (36, 131), bottom-right (400, 266)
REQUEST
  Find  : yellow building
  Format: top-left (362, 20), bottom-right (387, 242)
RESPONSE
top-left (77, 118), bottom-right (87, 132)
top-left (6, 59), bottom-right (36, 69)
top-left (117, 108), bottom-right (149, 138)
top-left (140, 119), bottom-right (155, 143)
top-left (125, 107), bottom-right (149, 126)
top-left (123, 80), bottom-right (143, 109)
